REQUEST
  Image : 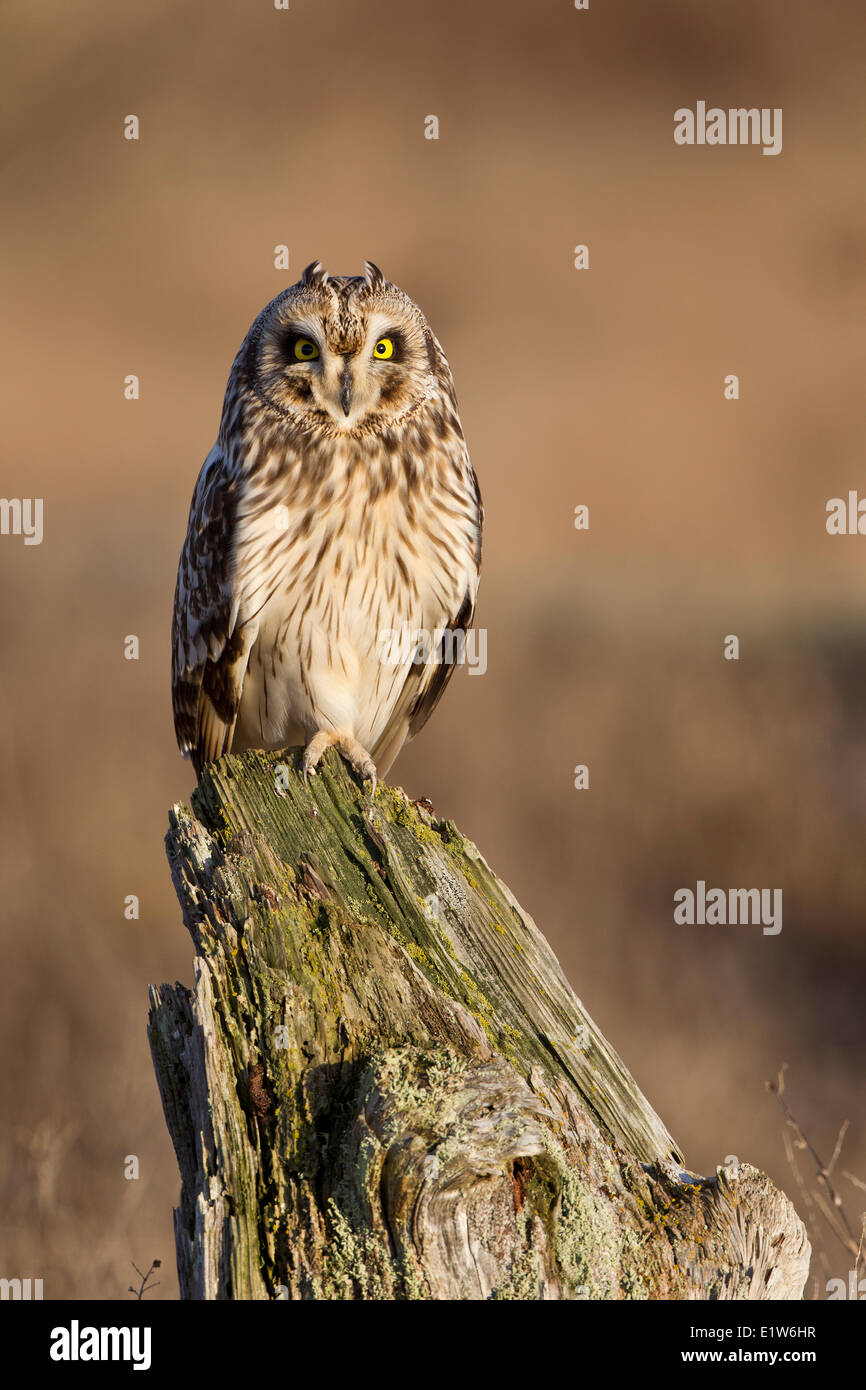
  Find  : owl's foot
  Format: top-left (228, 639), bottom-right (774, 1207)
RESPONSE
top-left (302, 730), bottom-right (378, 795)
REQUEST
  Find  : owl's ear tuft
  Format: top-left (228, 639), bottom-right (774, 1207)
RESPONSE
top-left (363, 261), bottom-right (385, 291)
top-left (301, 260), bottom-right (329, 288)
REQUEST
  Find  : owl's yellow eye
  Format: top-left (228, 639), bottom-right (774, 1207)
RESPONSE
top-left (373, 337), bottom-right (394, 360)
top-left (293, 338), bottom-right (319, 361)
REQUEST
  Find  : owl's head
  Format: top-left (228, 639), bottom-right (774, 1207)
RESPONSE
top-left (244, 261), bottom-right (446, 434)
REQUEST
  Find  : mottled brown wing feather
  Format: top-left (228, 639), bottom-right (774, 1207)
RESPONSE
top-left (408, 460), bottom-right (483, 738)
top-left (171, 446), bottom-right (248, 775)
top-left (406, 587), bottom-right (477, 738)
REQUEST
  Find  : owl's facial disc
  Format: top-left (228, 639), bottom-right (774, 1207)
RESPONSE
top-left (255, 278), bottom-right (436, 431)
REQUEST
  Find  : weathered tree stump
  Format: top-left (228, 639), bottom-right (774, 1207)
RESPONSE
top-left (148, 749), bottom-right (810, 1300)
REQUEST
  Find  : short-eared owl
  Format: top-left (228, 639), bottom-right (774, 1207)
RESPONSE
top-left (171, 261), bottom-right (482, 789)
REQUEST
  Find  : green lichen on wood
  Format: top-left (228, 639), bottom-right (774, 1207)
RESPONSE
top-left (187, 747), bottom-right (682, 1167)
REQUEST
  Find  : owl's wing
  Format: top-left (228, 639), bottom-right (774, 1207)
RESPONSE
top-left (171, 445), bottom-right (255, 776)
top-left (414, 588), bottom-right (478, 732)
top-left (371, 461), bottom-right (483, 775)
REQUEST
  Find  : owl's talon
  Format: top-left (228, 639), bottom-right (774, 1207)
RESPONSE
top-left (302, 730), bottom-right (378, 794)
top-left (334, 737), bottom-right (378, 795)
top-left (303, 730), bottom-right (334, 783)
top-left (355, 758), bottom-right (378, 795)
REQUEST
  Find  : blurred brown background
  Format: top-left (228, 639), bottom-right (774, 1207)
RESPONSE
top-left (1, 0), bottom-right (864, 1299)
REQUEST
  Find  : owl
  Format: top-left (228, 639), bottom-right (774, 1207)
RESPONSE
top-left (171, 261), bottom-right (482, 792)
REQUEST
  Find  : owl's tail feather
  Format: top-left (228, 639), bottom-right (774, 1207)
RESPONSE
top-left (193, 693), bottom-right (236, 781)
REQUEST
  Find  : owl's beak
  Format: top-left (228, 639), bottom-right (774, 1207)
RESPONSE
top-left (339, 364), bottom-right (353, 417)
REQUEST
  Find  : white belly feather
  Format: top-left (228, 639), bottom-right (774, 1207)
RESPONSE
top-left (231, 449), bottom-right (472, 761)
